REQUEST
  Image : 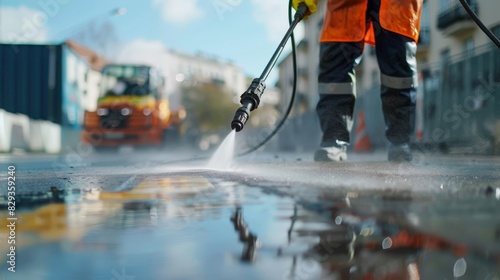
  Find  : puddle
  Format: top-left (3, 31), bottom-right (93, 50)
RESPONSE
top-left (0, 175), bottom-right (499, 279)
top-left (0, 176), bottom-right (325, 279)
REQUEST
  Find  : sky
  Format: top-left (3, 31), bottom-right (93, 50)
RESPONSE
top-left (0, 0), bottom-right (305, 84)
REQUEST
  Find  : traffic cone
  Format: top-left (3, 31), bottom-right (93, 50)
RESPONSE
top-left (416, 129), bottom-right (423, 141)
top-left (354, 111), bottom-right (372, 152)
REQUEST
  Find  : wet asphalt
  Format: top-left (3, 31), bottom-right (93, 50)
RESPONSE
top-left (0, 146), bottom-right (499, 280)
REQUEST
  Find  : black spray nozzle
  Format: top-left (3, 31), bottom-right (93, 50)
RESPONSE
top-left (231, 103), bottom-right (252, 132)
top-left (294, 2), bottom-right (310, 21)
top-left (231, 78), bottom-right (265, 132)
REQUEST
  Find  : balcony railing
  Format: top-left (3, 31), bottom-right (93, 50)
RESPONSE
top-left (437, 0), bottom-right (478, 31)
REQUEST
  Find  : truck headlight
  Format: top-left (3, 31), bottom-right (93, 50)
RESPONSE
top-left (121, 108), bottom-right (131, 116)
top-left (97, 108), bottom-right (109, 116)
top-left (143, 108), bottom-right (152, 116)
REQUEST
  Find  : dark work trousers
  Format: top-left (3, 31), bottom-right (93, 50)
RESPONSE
top-left (316, 0), bottom-right (417, 148)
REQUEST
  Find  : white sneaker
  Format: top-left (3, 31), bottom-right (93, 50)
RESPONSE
top-left (314, 146), bottom-right (348, 162)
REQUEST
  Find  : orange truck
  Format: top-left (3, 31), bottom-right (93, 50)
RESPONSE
top-left (82, 64), bottom-right (183, 149)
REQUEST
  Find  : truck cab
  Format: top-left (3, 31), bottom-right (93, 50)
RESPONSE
top-left (82, 64), bottom-right (174, 148)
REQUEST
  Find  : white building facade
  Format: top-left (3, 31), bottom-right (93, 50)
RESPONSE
top-left (161, 49), bottom-right (248, 110)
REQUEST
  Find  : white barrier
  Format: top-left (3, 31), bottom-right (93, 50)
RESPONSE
top-left (0, 109), bottom-right (62, 153)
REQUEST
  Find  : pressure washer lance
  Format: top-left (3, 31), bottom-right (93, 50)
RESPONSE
top-left (230, 3), bottom-right (310, 132)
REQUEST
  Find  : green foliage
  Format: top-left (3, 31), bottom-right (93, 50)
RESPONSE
top-left (181, 82), bottom-right (238, 133)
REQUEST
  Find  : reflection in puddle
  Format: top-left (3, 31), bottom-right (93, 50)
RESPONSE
top-left (304, 192), bottom-right (500, 279)
top-left (230, 206), bottom-right (259, 262)
top-left (0, 176), bottom-right (498, 279)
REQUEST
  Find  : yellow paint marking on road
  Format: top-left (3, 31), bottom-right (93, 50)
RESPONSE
top-left (0, 199), bottom-right (122, 238)
top-left (131, 176), bottom-right (214, 196)
top-left (98, 192), bottom-right (160, 201)
top-left (95, 177), bottom-right (213, 201)
top-left (0, 203), bottom-right (89, 260)
top-left (0, 176), bottom-right (213, 261)
top-left (1, 204), bottom-right (68, 235)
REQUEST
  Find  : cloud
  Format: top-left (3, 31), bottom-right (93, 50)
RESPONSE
top-left (251, 0), bottom-right (304, 43)
top-left (152, 0), bottom-right (204, 24)
top-left (116, 39), bottom-right (168, 68)
top-left (0, 6), bottom-right (49, 43)
top-left (251, 0), bottom-right (288, 42)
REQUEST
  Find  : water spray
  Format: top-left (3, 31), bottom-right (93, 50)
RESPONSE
top-left (231, 3), bottom-right (310, 132)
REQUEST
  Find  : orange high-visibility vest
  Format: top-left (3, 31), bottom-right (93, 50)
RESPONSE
top-left (320, 0), bottom-right (423, 45)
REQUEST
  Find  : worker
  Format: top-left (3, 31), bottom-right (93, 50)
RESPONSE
top-left (293, 0), bottom-right (423, 162)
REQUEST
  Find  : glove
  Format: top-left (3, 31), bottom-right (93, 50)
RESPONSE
top-left (292, 0), bottom-right (317, 14)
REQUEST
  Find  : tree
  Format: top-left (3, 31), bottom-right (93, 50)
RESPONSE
top-left (70, 21), bottom-right (119, 60)
top-left (181, 81), bottom-right (238, 135)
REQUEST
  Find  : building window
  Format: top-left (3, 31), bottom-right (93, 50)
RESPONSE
top-left (422, 1), bottom-right (430, 26)
top-left (463, 37), bottom-right (474, 54)
top-left (441, 49), bottom-right (450, 59)
top-left (419, 1), bottom-right (430, 46)
top-left (439, 0), bottom-right (451, 12)
top-left (439, 0), bottom-right (477, 12)
top-left (440, 49), bottom-right (451, 66)
top-left (439, 0), bottom-right (472, 11)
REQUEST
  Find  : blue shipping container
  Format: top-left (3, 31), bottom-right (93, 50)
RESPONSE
top-left (0, 43), bottom-right (63, 124)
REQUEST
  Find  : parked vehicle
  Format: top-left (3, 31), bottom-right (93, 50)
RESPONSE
top-left (82, 64), bottom-right (183, 149)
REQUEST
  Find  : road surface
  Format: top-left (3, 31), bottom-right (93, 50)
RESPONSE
top-left (0, 146), bottom-right (499, 279)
